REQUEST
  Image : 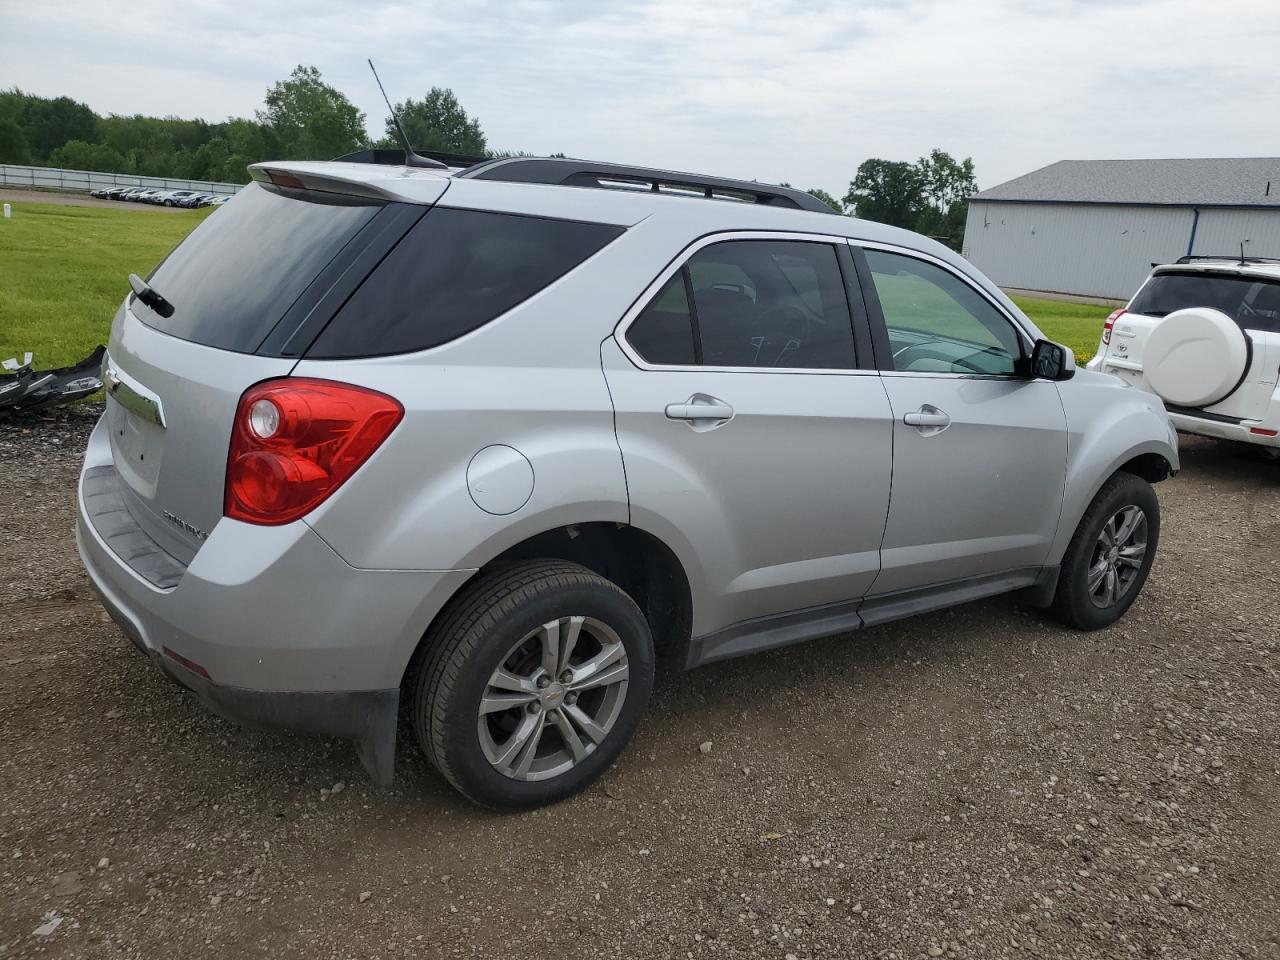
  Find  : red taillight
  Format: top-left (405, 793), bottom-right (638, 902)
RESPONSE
top-left (225, 379), bottom-right (403, 525)
top-left (1102, 308), bottom-right (1125, 345)
top-left (1249, 427), bottom-right (1279, 437)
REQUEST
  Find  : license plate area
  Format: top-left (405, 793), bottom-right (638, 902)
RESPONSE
top-left (1103, 364), bottom-right (1144, 388)
top-left (107, 395), bottom-right (165, 496)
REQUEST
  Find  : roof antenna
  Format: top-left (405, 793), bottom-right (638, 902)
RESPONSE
top-left (367, 59), bottom-right (446, 170)
top-left (1241, 240), bottom-right (1246, 265)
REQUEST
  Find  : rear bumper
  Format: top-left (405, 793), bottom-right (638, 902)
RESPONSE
top-left (1166, 410), bottom-right (1280, 447)
top-left (76, 416), bottom-right (474, 780)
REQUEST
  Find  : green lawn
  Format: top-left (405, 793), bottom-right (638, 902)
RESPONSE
top-left (1009, 295), bottom-right (1110, 365)
top-left (0, 199), bottom-right (1109, 369)
top-left (0, 200), bottom-right (213, 368)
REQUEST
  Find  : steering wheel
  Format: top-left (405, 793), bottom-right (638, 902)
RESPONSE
top-left (749, 305), bottom-right (810, 366)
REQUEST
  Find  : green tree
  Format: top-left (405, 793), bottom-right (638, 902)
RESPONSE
top-left (48, 139), bottom-right (128, 173)
top-left (843, 159), bottom-right (924, 228)
top-left (257, 65), bottom-right (367, 160)
top-left (0, 119), bottom-right (31, 164)
top-left (915, 149), bottom-right (977, 249)
top-left (18, 94), bottom-right (98, 160)
top-left (919, 148), bottom-right (977, 211)
top-left (384, 87), bottom-right (486, 155)
top-left (806, 187), bottom-right (843, 213)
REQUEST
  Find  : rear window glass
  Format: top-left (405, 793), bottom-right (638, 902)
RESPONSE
top-left (130, 182), bottom-right (383, 352)
top-left (1130, 272), bottom-right (1280, 333)
top-left (307, 208), bottom-right (625, 358)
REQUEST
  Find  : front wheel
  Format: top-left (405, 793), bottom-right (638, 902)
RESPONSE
top-left (412, 560), bottom-right (654, 809)
top-left (1051, 472), bottom-right (1160, 630)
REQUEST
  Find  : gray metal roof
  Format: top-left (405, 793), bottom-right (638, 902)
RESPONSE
top-left (973, 158), bottom-right (1280, 208)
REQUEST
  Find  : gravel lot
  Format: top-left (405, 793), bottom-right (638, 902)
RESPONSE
top-left (2, 406), bottom-right (1278, 959)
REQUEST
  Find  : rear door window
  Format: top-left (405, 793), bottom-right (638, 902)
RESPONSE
top-left (307, 209), bottom-right (625, 358)
top-left (1130, 272), bottom-right (1280, 333)
top-left (130, 182), bottom-right (383, 352)
top-left (627, 274), bottom-right (698, 365)
top-left (624, 239), bottom-right (857, 370)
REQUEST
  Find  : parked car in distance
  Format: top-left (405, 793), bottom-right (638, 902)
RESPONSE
top-left (109, 187), bottom-right (146, 201)
top-left (175, 193), bottom-right (217, 208)
top-left (1087, 256), bottom-right (1280, 453)
top-left (78, 155), bottom-right (1179, 810)
top-left (152, 189), bottom-right (201, 207)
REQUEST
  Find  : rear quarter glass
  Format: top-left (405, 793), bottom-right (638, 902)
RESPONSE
top-left (305, 208), bottom-right (625, 359)
top-left (129, 182), bottom-right (384, 353)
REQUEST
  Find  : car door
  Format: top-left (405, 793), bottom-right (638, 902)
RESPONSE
top-left (602, 233), bottom-right (894, 642)
top-left (851, 244), bottom-right (1068, 599)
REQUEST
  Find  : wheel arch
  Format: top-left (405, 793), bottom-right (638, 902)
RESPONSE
top-left (1049, 436), bottom-right (1177, 566)
top-left (401, 521), bottom-right (696, 693)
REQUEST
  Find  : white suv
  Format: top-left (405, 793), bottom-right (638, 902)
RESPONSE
top-left (1087, 256), bottom-right (1280, 451)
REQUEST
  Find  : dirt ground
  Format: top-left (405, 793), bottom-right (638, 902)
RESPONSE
top-left (0, 189), bottom-right (197, 212)
top-left (1, 406), bottom-right (1278, 959)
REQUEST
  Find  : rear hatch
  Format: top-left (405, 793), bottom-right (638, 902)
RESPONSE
top-left (1096, 267), bottom-right (1280, 420)
top-left (101, 177), bottom-right (433, 566)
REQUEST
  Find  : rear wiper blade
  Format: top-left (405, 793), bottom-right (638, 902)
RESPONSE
top-left (128, 273), bottom-right (175, 318)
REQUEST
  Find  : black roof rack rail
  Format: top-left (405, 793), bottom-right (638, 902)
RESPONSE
top-left (334, 147), bottom-right (488, 169)
top-left (455, 156), bottom-right (834, 214)
top-left (1173, 254), bottom-right (1280, 265)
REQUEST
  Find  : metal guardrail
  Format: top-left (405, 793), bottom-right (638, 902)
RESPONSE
top-left (0, 164), bottom-right (244, 197)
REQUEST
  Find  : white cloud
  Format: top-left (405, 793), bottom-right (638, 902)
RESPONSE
top-left (3, 0), bottom-right (1278, 194)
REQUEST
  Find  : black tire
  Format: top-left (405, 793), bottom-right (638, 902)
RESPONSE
top-left (412, 560), bottom-right (654, 810)
top-left (1050, 472), bottom-right (1160, 630)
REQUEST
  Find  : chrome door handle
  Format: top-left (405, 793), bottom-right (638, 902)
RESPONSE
top-left (903, 405), bottom-right (950, 434)
top-left (665, 395), bottom-right (734, 423)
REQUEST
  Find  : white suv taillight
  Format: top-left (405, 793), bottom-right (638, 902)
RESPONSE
top-left (225, 379), bottom-right (403, 526)
top-left (1102, 308), bottom-right (1125, 345)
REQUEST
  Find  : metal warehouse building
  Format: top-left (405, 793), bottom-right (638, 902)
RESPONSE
top-left (962, 158), bottom-right (1280, 299)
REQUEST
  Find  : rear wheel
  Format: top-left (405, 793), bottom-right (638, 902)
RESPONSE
top-left (412, 560), bottom-right (653, 809)
top-left (1051, 472), bottom-right (1160, 630)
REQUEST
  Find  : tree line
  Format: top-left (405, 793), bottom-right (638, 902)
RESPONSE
top-left (797, 149), bottom-right (977, 250)
top-left (0, 65), bottom-right (486, 185)
top-left (0, 64), bottom-right (977, 247)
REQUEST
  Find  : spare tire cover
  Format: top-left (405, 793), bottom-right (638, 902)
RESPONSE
top-left (1143, 307), bottom-right (1248, 407)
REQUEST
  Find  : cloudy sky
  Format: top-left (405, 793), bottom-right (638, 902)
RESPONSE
top-left (4, 0), bottom-right (1279, 194)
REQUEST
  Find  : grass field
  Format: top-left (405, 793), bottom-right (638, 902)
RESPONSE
top-left (0, 199), bottom-right (1107, 369)
top-left (0, 200), bottom-right (213, 368)
top-left (1007, 295), bottom-right (1108, 363)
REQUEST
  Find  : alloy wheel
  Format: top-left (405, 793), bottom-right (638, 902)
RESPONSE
top-left (477, 616), bottom-right (630, 781)
top-left (1087, 505), bottom-right (1148, 608)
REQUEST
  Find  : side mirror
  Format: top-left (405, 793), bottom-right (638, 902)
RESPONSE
top-left (1029, 339), bottom-right (1075, 381)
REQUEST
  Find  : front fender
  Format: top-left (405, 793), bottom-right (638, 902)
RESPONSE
top-left (1049, 373), bottom-right (1179, 564)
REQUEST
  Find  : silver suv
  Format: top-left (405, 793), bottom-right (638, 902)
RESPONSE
top-left (77, 155), bottom-right (1179, 809)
